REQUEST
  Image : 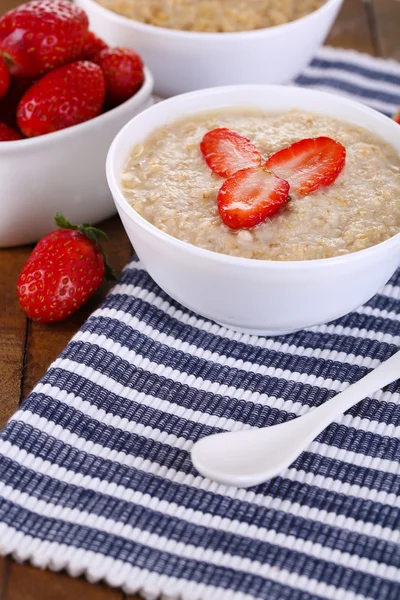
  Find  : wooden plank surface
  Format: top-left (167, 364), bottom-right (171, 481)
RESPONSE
top-left (0, 558), bottom-right (7, 600)
top-left (1, 1), bottom-right (399, 599)
top-left (0, 246), bottom-right (28, 428)
top-left (3, 561), bottom-right (123, 600)
top-left (327, 0), bottom-right (376, 54)
top-left (373, 0), bottom-right (400, 60)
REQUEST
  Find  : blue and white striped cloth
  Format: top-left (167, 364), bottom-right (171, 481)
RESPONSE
top-left (1, 47), bottom-right (400, 600)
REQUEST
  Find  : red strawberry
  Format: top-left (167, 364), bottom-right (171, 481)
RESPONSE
top-left (393, 110), bottom-right (400, 125)
top-left (17, 61), bottom-right (105, 137)
top-left (0, 0), bottom-right (88, 79)
top-left (0, 77), bottom-right (33, 128)
top-left (217, 167), bottom-right (290, 230)
top-left (17, 214), bottom-right (115, 323)
top-left (200, 128), bottom-right (261, 178)
top-left (96, 47), bottom-right (144, 105)
top-left (0, 55), bottom-right (10, 100)
top-left (80, 31), bottom-right (108, 62)
top-left (264, 137), bottom-right (346, 196)
top-left (0, 121), bottom-right (22, 141)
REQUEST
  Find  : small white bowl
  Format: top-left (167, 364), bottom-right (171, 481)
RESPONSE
top-left (0, 67), bottom-right (153, 248)
top-left (106, 85), bottom-right (400, 336)
top-left (76, 0), bottom-right (343, 97)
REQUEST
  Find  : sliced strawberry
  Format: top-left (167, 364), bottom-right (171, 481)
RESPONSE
top-left (200, 128), bottom-right (261, 178)
top-left (264, 136), bottom-right (346, 196)
top-left (217, 167), bottom-right (289, 230)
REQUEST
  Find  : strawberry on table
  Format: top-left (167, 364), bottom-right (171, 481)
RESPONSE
top-left (0, 0), bottom-right (88, 79)
top-left (80, 31), bottom-right (108, 62)
top-left (264, 136), bottom-right (346, 196)
top-left (217, 167), bottom-right (290, 230)
top-left (0, 55), bottom-right (10, 100)
top-left (200, 128), bottom-right (261, 178)
top-left (96, 47), bottom-right (144, 105)
top-left (17, 61), bottom-right (105, 137)
top-left (17, 214), bottom-right (116, 323)
top-left (0, 121), bottom-right (22, 141)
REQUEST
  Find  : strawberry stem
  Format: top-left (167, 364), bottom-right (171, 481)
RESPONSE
top-left (54, 213), bottom-right (75, 229)
top-left (54, 213), bottom-right (117, 281)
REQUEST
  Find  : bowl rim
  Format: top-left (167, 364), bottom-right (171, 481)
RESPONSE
top-left (77, 0), bottom-right (342, 40)
top-left (0, 66), bottom-right (154, 152)
top-left (107, 84), bottom-right (400, 271)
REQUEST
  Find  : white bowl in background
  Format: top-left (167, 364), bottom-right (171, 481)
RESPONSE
top-left (76, 0), bottom-right (343, 97)
top-left (0, 67), bottom-right (153, 248)
top-left (106, 85), bottom-right (400, 336)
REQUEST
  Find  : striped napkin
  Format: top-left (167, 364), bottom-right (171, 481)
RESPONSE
top-left (1, 47), bottom-right (400, 600)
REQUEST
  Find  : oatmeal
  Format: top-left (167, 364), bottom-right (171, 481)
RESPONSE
top-left (121, 110), bottom-right (400, 261)
top-left (97, 0), bottom-right (325, 32)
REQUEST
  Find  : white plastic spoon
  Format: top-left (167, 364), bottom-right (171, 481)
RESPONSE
top-left (191, 349), bottom-right (400, 488)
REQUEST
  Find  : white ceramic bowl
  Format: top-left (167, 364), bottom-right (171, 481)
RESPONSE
top-left (106, 85), bottom-right (400, 336)
top-left (76, 0), bottom-right (343, 97)
top-left (0, 67), bottom-right (153, 248)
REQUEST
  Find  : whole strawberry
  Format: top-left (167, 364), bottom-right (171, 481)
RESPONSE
top-left (0, 77), bottom-right (33, 128)
top-left (96, 47), bottom-right (144, 106)
top-left (17, 61), bottom-right (106, 137)
top-left (0, 55), bottom-right (10, 100)
top-left (0, 121), bottom-right (22, 141)
top-left (17, 214), bottom-right (115, 323)
top-left (0, 0), bottom-right (88, 79)
top-left (80, 31), bottom-right (108, 62)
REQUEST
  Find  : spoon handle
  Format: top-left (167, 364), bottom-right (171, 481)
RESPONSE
top-left (299, 349), bottom-right (400, 435)
top-left (191, 350), bottom-right (400, 487)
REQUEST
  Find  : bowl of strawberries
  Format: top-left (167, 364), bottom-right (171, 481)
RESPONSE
top-left (0, 0), bottom-right (153, 247)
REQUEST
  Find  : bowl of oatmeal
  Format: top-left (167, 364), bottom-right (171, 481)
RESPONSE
top-left (76, 0), bottom-right (343, 97)
top-left (106, 85), bottom-right (400, 335)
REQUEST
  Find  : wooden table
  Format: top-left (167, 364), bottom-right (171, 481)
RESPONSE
top-left (0, 0), bottom-right (399, 598)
